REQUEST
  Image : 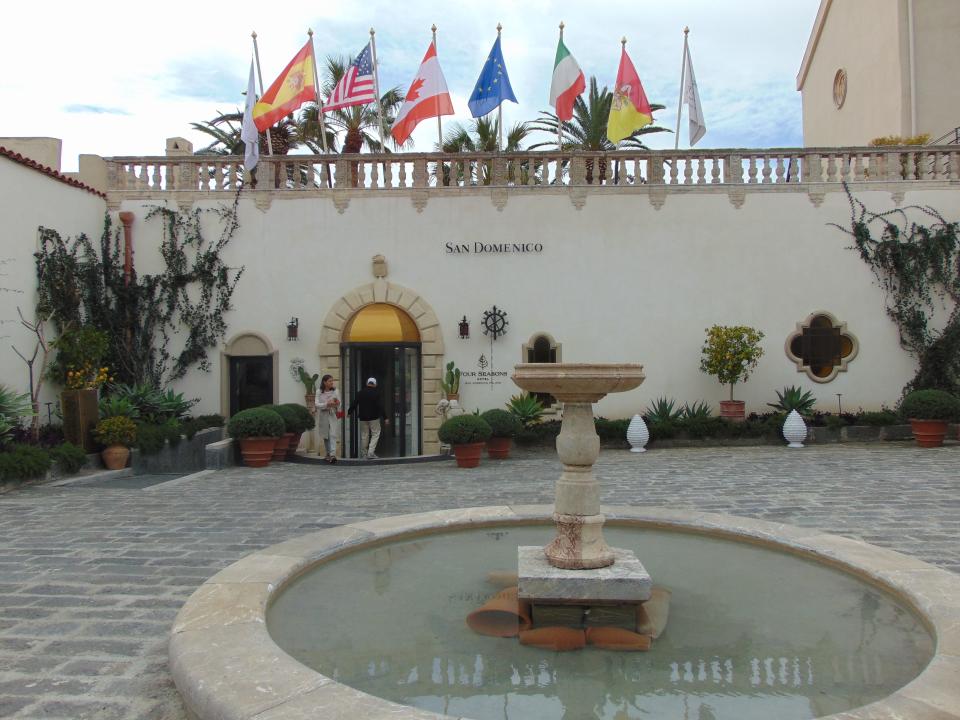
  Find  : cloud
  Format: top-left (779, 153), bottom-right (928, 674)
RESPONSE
top-left (63, 104), bottom-right (131, 116)
top-left (166, 61), bottom-right (245, 102)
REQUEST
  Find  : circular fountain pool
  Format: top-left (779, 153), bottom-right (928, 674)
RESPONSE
top-left (169, 507), bottom-right (960, 720)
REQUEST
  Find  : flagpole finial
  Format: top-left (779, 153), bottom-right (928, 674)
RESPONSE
top-left (370, 27), bottom-right (375, 37)
top-left (497, 23), bottom-right (502, 35)
top-left (559, 21), bottom-right (564, 37)
top-left (684, 26), bottom-right (690, 35)
top-left (307, 28), bottom-right (313, 38)
top-left (621, 36), bottom-right (627, 47)
top-left (432, 23), bottom-right (437, 33)
top-left (251, 31), bottom-right (257, 39)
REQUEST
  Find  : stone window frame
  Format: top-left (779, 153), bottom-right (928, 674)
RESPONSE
top-left (521, 332), bottom-right (562, 363)
top-left (219, 331), bottom-right (279, 416)
top-left (784, 310), bottom-right (859, 383)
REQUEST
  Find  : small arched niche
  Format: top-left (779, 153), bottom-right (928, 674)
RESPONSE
top-left (220, 332), bottom-right (279, 416)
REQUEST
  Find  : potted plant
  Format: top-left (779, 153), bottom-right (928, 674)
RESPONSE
top-left (226, 407), bottom-right (285, 467)
top-left (261, 404), bottom-right (299, 461)
top-left (438, 414), bottom-right (492, 468)
top-left (281, 403), bottom-right (316, 458)
top-left (699, 325), bottom-right (765, 422)
top-left (93, 415), bottom-right (137, 470)
top-left (297, 366), bottom-right (320, 407)
top-left (480, 409), bottom-right (522, 459)
top-left (51, 326), bottom-right (110, 452)
top-left (441, 361), bottom-right (461, 402)
top-left (899, 389), bottom-right (960, 448)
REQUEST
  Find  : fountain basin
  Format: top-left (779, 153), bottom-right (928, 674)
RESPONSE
top-left (511, 363), bottom-right (645, 402)
top-left (169, 506), bottom-right (960, 720)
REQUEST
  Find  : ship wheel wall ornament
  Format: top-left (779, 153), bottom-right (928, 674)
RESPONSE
top-left (481, 306), bottom-right (509, 340)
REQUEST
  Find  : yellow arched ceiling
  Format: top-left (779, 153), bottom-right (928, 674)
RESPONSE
top-left (343, 303), bottom-right (421, 343)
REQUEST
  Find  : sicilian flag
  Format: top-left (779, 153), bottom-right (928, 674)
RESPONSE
top-left (606, 46), bottom-right (653, 144)
top-left (252, 40), bottom-right (316, 132)
top-left (241, 58), bottom-right (259, 172)
top-left (550, 37), bottom-right (585, 122)
top-left (391, 42), bottom-right (455, 146)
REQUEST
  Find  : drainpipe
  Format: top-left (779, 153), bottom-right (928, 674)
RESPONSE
top-left (907, 0), bottom-right (917, 136)
top-left (118, 212), bottom-right (134, 286)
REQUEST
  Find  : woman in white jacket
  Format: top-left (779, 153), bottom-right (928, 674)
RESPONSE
top-left (314, 374), bottom-right (341, 463)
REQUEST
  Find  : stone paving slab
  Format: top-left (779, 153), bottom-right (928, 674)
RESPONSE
top-left (0, 443), bottom-right (957, 718)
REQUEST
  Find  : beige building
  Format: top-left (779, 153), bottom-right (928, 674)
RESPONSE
top-left (798, 0), bottom-right (960, 146)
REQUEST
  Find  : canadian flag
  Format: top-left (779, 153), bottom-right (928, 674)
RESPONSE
top-left (391, 42), bottom-right (454, 146)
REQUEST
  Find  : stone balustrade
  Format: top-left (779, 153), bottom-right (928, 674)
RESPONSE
top-left (103, 146), bottom-right (960, 196)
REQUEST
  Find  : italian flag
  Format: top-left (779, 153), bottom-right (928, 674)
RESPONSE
top-left (549, 38), bottom-right (585, 122)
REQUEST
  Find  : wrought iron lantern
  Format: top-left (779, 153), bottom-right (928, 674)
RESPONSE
top-left (286, 317), bottom-right (299, 341)
top-left (458, 315), bottom-right (470, 339)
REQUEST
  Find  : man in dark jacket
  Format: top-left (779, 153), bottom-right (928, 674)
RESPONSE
top-left (349, 377), bottom-right (389, 459)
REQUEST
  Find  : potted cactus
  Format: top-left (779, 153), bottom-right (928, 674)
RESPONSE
top-left (93, 416), bottom-right (137, 470)
top-left (438, 414), bottom-right (492, 468)
top-left (280, 403), bottom-right (316, 458)
top-left (226, 407), bottom-right (285, 467)
top-left (441, 361), bottom-right (461, 401)
top-left (899, 389), bottom-right (960, 448)
top-left (480, 409), bottom-right (522, 459)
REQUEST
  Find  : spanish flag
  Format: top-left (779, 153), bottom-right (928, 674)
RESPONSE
top-left (253, 40), bottom-right (316, 132)
top-left (606, 46), bottom-right (653, 144)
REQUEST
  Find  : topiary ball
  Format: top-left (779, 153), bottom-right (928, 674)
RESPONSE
top-left (480, 409), bottom-right (522, 438)
top-left (226, 408), bottom-right (285, 439)
top-left (438, 414), bottom-right (492, 445)
top-left (281, 403), bottom-right (316, 433)
top-left (260, 404), bottom-right (298, 433)
top-left (899, 389), bottom-right (960, 421)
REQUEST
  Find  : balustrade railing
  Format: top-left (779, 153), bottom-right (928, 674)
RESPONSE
top-left (105, 146), bottom-right (960, 194)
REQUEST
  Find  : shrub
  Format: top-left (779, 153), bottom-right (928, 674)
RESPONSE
top-left (0, 385), bottom-right (34, 446)
top-left (856, 410), bottom-right (900, 426)
top-left (480, 409), bottom-right (522, 438)
top-left (507, 393), bottom-right (544, 427)
top-left (280, 404), bottom-right (315, 434)
top-left (0, 444), bottom-right (52, 481)
top-left (899, 389), bottom-right (960, 421)
top-left (108, 383), bottom-right (196, 423)
top-left (594, 417), bottom-right (630, 440)
top-left (680, 400), bottom-right (713, 421)
top-left (681, 416), bottom-right (726, 439)
top-left (180, 414), bottom-right (226, 440)
top-left (49, 442), bottom-right (87, 474)
top-left (647, 420), bottom-right (676, 440)
top-left (700, 325), bottom-right (765, 400)
top-left (645, 397), bottom-right (683, 424)
top-left (227, 408), bottom-right (285, 439)
top-left (768, 386), bottom-right (817, 415)
top-left (438, 415), bottom-right (492, 445)
top-left (824, 414), bottom-right (846, 431)
top-left (260, 404), bottom-right (298, 433)
top-left (94, 416), bottom-right (137, 446)
top-left (48, 326), bottom-right (109, 385)
top-left (515, 420), bottom-right (561, 445)
top-left (98, 395), bottom-right (140, 420)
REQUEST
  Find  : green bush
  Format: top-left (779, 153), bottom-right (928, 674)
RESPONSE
top-left (515, 420), bottom-right (561, 445)
top-left (260, 404), bottom-right (297, 433)
top-left (49, 442), bottom-right (87, 474)
top-left (647, 420), bottom-right (676, 440)
top-left (0, 444), bottom-right (52, 481)
top-left (824, 414), bottom-right (845, 431)
top-left (438, 414), bottom-right (492, 445)
top-left (135, 420), bottom-right (182, 454)
top-left (899, 389), bottom-right (960, 421)
top-left (280, 403), bottom-right (315, 434)
top-left (180, 414), bottom-right (225, 440)
top-left (681, 416), bottom-right (726, 439)
top-left (594, 417), bottom-right (630, 440)
top-left (856, 410), bottom-right (900, 426)
top-left (94, 416), bottom-right (137, 446)
top-left (227, 407), bottom-right (285, 439)
top-left (507, 393), bottom-right (545, 427)
top-left (480, 409), bottom-right (522, 438)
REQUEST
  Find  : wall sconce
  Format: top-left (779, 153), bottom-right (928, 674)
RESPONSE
top-left (458, 315), bottom-right (470, 339)
top-left (286, 317), bottom-right (299, 341)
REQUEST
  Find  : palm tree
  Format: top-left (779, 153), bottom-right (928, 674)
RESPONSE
top-left (439, 117), bottom-right (530, 185)
top-left (529, 77), bottom-right (670, 183)
top-left (191, 110), bottom-right (301, 156)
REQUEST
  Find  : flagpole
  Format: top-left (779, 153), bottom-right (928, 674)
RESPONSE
top-left (251, 31), bottom-right (274, 156)
top-left (497, 23), bottom-right (504, 152)
top-left (307, 29), bottom-right (330, 154)
top-left (369, 27), bottom-right (388, 151)
top-left (432, 24), bottom-right (443, 150)
top-left (674, 26), bottom-right (689, 151)
top-left (557, 22), bottom-right (565, 151)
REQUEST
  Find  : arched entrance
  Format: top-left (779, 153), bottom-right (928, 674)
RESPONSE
top-left (318, 279), bottom-right (445, 456)
top-left (220, 332), bottom-right (279, 416)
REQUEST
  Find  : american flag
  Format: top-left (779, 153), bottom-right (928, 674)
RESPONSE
top-left (323, 43), bottom-right (377, 112)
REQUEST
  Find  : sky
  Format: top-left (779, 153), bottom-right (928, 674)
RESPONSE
top-left (1, 0), bottom-right (821, 171)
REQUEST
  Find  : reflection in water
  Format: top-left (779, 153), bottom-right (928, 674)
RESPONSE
top-left (268, 527), bottom-right (933, 720)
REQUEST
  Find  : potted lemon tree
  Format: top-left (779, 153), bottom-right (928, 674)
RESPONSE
top-left (438, 414), bottom-right (492, 468)
top-left (699, 325), bottom-right (765, 422)
top-left (899, 389), bottom-right (960, 447)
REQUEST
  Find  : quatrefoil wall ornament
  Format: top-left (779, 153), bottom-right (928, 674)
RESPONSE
top-left (785, 311), bottom-right (858, 383)
top-left (482, 306), bottom-right (509, 341)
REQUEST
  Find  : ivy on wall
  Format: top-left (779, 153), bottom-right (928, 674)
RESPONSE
top-left (35, 199), bottom-right (244, 387)
top-left (836, 185), bottom-right (960, 396)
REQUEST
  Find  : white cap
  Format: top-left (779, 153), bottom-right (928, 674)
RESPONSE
top-left (366, 377), bottom-right (377, 386)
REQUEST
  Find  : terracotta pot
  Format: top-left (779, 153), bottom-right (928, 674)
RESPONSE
top-left (272, 433), bottom-right (293, 461)
top-left (101, 444), bottom-right (130, 470)
top-left (519, 627), bottom-right (586, 651)
top-left (286, 432), bottom-right (303, 459)
top-left (719, 400), bottom-right (746, 423)
top-left (452, 441), bottom-right (485, 468)
top-left (304, 393), bottom-right (316, 408)
top-left (585, 626), bottom-right (652, 651)
top-left (465, 587), bottom-right (531, 637)
top-left (909, 419), bottom-right (948, 448)
top-left (486, 436), bottom-right (512, 459)
top-left (239, 437), bottom-right (276, 467)
top-left (446, 393), bottom-right (460, 402)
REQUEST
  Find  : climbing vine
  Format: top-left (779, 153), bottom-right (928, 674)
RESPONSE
top-left (35, 198), bottom-right (244, 387)
top-left (835, 184), bottom-right (960, 395)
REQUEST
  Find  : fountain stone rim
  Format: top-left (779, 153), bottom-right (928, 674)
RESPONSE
top-left (511, 362), bottom-right (645, 402)
top-left (169, 505), bottom-right (960, 720)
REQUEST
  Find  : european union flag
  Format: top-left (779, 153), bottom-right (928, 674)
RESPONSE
top-left (468, 35), bottom-right (518, 118)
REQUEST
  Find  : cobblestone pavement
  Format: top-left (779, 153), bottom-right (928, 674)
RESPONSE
top-left (0, 443), bottom-right (957, 719)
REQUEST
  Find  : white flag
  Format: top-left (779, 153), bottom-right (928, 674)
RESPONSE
top-left (682, 44), bottom-right (706, 146)
top-left (241, 58), bottom-right (260, 172)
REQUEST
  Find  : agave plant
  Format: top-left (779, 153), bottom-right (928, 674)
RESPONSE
top-left (644, 397), bottom-right (683, 424)
top-left (507, 393), bottom-right (545, 428)
top-left (0, 384), bottom-right (34, 446)
top-left (98, 395), bottom-right (140, 420)
top-left (681, 400), bottom-right (713, 420)
top-left (768, 386), bottom-right (817, 415)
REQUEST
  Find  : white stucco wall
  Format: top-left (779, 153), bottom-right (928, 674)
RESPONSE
top-left (913, 0), bottom-right (960, 141)
top-left (0, 156), bottom-right (106, 412)
top-left (116, 185), bottom-right (959, 421)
